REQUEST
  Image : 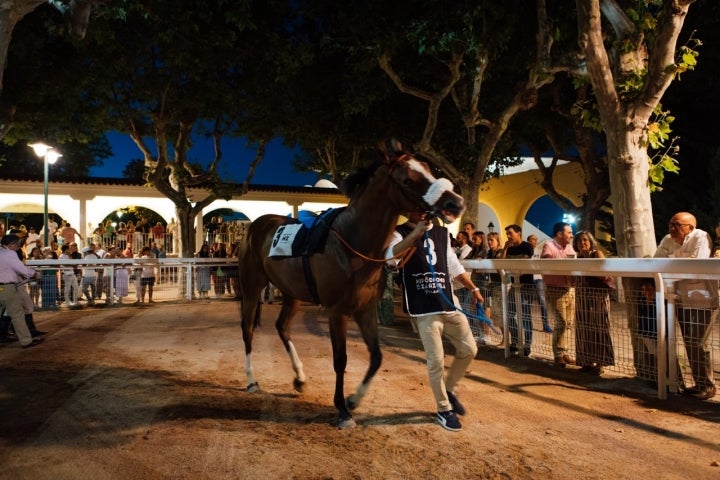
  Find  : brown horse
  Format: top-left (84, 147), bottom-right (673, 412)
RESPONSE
top-left (238, 143), bottom-right (465, 429)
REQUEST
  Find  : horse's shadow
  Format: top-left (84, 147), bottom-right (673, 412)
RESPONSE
top-left (150, 385), bottom-right (436, 429)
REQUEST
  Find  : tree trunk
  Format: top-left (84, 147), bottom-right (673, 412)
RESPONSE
top-left (606, 127), bottom-right (657, 258)
top-left (577, 0), bottom-right (695, 257)
top-left (0, 0), bottom-right (45, 139)
top-left (176, 205), bottom-right (197, 258)
top-left (459, 177), bottom-right (480, 229)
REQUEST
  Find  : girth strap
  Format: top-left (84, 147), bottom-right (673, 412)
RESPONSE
top-left (302, 255), bottom-right (322, 305)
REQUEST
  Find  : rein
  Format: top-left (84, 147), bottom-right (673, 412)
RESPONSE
top-left (331, 229), bottom-right (415, 268)
top-left (324, 153), bottom-right (425, 269)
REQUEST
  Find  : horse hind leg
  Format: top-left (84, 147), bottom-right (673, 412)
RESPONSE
top-left (240, 285), bottom-right (265, 393)
top-left (275, 299), bottom-right (307, 392)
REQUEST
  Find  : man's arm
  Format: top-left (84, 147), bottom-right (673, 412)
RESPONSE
top-left (653, 236), bottom-right (671, 258)
top-left (688, 231), bottom-right (712, 258)
top-left (391, 221), bottom-right (430, 256)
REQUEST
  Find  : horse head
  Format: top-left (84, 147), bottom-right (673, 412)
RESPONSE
top-left (384, 147), bottom-right (465, 224)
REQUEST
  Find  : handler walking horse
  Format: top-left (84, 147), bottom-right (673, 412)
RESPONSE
top-left (239, 144), bottom-right (464, 428)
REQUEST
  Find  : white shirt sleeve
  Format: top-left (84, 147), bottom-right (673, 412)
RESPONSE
top-left (447, 233), bottom-right (466, 280)
top-left (385, 230), bottom-right (403, 266)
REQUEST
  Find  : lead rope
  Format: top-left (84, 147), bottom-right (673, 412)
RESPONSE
top-left (331, 229), bottom-right (415, 267)
top-left (422, 231), bottom-right (499, 333)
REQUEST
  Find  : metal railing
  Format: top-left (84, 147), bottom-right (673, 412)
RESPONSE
top-left (25, 256), bottom-right (720, 400)
top-left (459, 258), bottom-right (720, 400)
top-left (26, 257), bottom-right (241, 305)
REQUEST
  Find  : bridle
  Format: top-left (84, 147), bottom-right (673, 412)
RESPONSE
top-left (387, 153), bottom-right (437, 215)
top-left (328, 152), bottom-right (432, 267)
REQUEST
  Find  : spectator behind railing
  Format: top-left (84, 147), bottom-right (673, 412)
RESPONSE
top-left (195, 244), bottom-right (211, 299)
top-left (636, 278), bottom-right (658, 379)
top-left (541, 222), bottom-right (577, 369)
top-left (654, 211), bottom-right (718, 401)
top-left (572, 230), bottom-right (615, 376)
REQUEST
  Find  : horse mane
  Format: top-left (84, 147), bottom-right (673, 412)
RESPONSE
top-left (341, 140), bottom-right (412, 198)
top-left (340, 161), bottom-right (384, 198)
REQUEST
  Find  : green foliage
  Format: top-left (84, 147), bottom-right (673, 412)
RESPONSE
top-left (645, 104), bottom-right (679, 192)
top-left (571, 98), bottom-right (603, 132)
top-left (672, 37), bottom-right (701, 79)
top-left (617, 68), bottom-right (647, 100)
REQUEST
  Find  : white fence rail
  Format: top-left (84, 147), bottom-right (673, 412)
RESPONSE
top-left (460, 258), bottom-right (720, 400)
top-left (25, 256), bottom-right (720, 401)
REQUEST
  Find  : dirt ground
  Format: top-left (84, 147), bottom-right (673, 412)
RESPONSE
top-left (1, 300), bottom-right (719, 480)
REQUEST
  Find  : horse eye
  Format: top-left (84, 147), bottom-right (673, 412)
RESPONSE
top-left (403, 178), bottom-right (413, 186)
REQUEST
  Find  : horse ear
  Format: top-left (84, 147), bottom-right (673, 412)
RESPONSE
top-left (377, 138), bottom-right (404, 163)
top-left (389, 138), bottom-right (403, 153)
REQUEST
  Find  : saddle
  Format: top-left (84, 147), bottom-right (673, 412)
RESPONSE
top-left (269, 208), bottom-right (345, 258)
top-left (268, 208), bottom-right (346, 304)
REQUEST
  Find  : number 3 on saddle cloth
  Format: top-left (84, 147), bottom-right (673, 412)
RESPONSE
top-left (267, 208), bottom-right (345, 304)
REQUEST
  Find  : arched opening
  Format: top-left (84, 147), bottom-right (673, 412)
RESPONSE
top-left (202, 208), bottom-right (250, 246)
top-left (524, 196), bottom-right (566, 240)
top-left (97, 206), bottom-right (168, 252)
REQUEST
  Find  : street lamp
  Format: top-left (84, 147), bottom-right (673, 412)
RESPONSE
top-left (487, 221), bottom-right (495, 233)
top-left (29, 142), bottom-right (62, 246)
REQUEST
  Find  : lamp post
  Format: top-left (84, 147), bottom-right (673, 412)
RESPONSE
top-left (29, 143), bottom-right (62, 246)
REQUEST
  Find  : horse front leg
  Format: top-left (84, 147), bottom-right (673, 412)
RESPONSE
top-left (346, 308), bottom-right (383, 412)
top-left (328, 311), bottom-right (355, 429)
top-left (275, 299), bottom-right (306, 392)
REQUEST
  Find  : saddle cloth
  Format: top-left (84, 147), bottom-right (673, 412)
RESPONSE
top-left (267, 208), bottom-right (344, 258)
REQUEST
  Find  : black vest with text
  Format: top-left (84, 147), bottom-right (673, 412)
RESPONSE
top-left (396, 223), bottom-right (455, 316)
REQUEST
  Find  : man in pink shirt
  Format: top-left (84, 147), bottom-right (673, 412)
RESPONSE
top-left (60, 223), bottom-right (82, 246)
top-left (541, 222), bottom-right (576, 367)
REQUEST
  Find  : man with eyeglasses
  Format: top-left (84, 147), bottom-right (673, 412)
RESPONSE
top-left (0, 235), bottom-right (43, 348)
top-left (654, 211), bottom-right (717, 400)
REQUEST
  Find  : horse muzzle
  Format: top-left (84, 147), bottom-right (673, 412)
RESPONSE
top-left (428, 190), bottom-right (465, 224)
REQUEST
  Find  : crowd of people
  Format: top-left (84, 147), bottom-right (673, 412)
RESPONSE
top-left (448, 214), bottom-right (718, 403)
top-left (2, 214), bottom-right (251, 257)
top-left (395, 210), bottom-right (718, 432)
top-left (0, 215), bottom-right (247, 349)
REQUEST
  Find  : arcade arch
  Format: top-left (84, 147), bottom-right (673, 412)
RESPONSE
top-left (1, 162), bottom-right (585, 250)
top-left (0, 178), bottom-right (348, 251)
top-left (468, 162), bottom-right (583, 239)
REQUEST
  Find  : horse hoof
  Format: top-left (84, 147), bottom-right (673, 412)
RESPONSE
top-left (247, 382), bottom-right (260, 393)
top-left (338, 417), bottom-right (356, 430)
top-left (293, 379), bottom-right (305, 393)
top-left (346, 395), bottom-right (359, 411)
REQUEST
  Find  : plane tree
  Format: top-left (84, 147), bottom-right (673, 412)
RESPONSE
top-left (291, 0), bottom-right (572, 227)
top-left (14, 0), bottom-right (300, 256)
top-left (307, 0), bottom-right (702, 259)
top-left (575, 0), bottom-right (700, 257)
top-left (0, 0), bottom-right (102, 140)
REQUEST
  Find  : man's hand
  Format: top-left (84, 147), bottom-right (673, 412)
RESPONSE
top-left (412, 219), bottom-right (431, 238)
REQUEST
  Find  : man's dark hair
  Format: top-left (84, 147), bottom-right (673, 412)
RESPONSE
top-left (505, 224), bottom-right (522, 234)
top-left (552, 222), bottom-right (570, 236)
top-left (1, 234), bottom-right (20, 246)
